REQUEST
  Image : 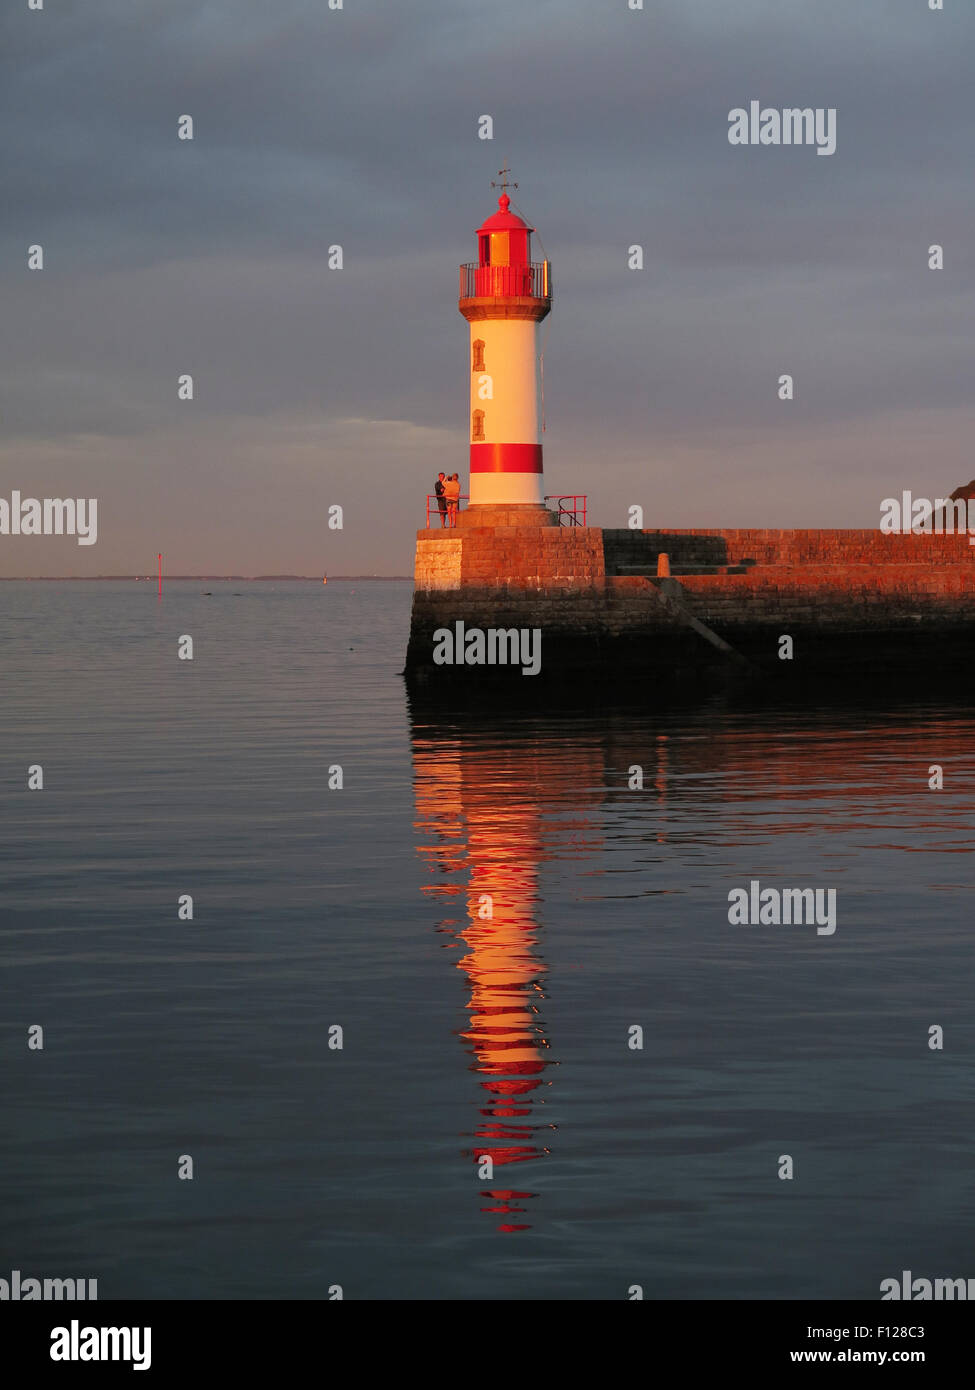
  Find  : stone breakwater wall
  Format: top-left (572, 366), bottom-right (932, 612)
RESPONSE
top-left (606, 528), bottom-right (975, 568)
top-left (406, 525), bottom-right (975, 692)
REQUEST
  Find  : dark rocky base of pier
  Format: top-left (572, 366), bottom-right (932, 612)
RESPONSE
top-left (405, 523), bottom-right (975, 707)
top-left (406, 617), bottom-right (975, 709)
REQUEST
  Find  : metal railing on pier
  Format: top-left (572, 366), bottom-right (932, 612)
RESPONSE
top-left (545, 495), bottom-right (587, 527)
top-left (424, 494), bottom-right (587, 527)
top-left (426, 493), bottom-right (469, 528)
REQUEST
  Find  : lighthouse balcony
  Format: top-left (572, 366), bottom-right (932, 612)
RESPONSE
top-left (458, 261), bottom-right (552, 321)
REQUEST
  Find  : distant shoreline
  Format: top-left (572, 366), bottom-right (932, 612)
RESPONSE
top-left (0, 575), bottom-right (412, 582)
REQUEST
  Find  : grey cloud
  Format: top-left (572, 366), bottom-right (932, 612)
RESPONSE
top-left (1, 0), bottom-right (972, 572)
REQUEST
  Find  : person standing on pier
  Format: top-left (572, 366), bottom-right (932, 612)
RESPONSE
top-left (445, 473), bottom-right (461, 527)
top-left (434, 472), bottom-right (448, 528)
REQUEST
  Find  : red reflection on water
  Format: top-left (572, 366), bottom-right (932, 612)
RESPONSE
top-left (413, 733), bottom-right (600, 1230)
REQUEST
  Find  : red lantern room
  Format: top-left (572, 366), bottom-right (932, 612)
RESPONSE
top-left (459, 165), bottom-right (552, 304)
top-left (477, 193), bottom-right (531, 268)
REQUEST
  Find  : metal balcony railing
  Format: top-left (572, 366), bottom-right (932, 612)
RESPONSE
top-left (545, 495), bottom-right (587, 527)
top-left (426, 493), bottom-right (469, 527)
top-left (459, 261), bottom-right (551, 301)
top-left (424, 492), bottom-right (586, 527)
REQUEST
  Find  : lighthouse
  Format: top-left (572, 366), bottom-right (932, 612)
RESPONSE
top-left (458, 169), bottom-right (552, 512)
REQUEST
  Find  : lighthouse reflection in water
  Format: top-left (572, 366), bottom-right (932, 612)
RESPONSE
top-left (412, 724), bottom-right (602, 1231)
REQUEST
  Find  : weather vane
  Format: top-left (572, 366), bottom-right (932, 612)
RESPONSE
top-left (491, 161), bottom-right (517, 197)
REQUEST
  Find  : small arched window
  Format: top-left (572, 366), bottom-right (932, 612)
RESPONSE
top-left (471, 409), bottom-right (485, 442)
top-left (472, 340), bottom-right (485, 372)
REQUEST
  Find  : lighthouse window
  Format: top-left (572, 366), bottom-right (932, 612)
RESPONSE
top-left (489, 231), bottom-right (510, 266)
top-left (471, 410), bottom-right (485, 441)
top-left (472, 340), bottom-right (485, 372)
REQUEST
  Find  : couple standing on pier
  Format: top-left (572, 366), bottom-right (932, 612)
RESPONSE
top-left (435, 472), bottom-right (461, 528)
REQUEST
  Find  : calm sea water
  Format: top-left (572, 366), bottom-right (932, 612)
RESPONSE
top-left (1, 580), bottom-right (973, 1300)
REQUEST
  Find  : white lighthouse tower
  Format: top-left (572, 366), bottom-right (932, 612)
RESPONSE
top-left (458, 169), bottom-right (552, 512)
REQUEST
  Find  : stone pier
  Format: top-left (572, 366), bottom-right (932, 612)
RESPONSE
top-left (405, 518), bottom-right (975, 699)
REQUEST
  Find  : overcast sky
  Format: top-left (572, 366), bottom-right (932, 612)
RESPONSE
top-left (1, 0), bottom-right (972, 575)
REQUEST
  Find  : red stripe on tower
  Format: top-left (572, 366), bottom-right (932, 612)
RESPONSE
top-left (470, 443), bottom-right (543, 474)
